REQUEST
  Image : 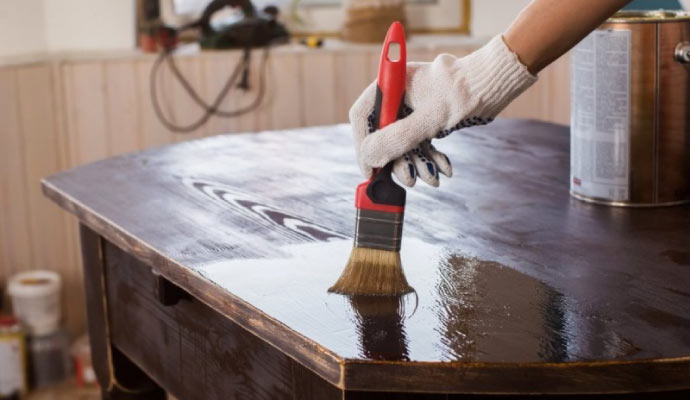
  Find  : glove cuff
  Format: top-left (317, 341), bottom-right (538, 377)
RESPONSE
top-left (462, 35), bottom-right (537, 117)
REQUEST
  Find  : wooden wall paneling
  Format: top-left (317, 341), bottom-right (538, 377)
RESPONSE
top-left (547, 52), bottom-right (571, 125)
top-left (63, 61), bottom-right (110, 165)
top-left (406, 48), bottom-right (435, 62)
top-left (202, 51), bottom-right (243, 135)
top-left (501, 54), bottom-right (572, 123)
top-left (368, 49), bottom-right (380, 79)
top-left (0, 67), bottom-right (33, 279)
top-left (50, 60), bottom-right (85, 337)
top-left (233, 48), bottom-right (269, 132)
top-left (16, 64), bottom-right (84, 336)
top-left (253, 51), bottom-right (274, 131)
top-left (268, 52), bottom-right (303, 130)
top-left (233, 49), bottom-right (260, 133)
top-left (170, 56), bottom-right (207, 141)
top-left (501, 79), bottom-right (546, 121)
top-left (300, 51), bottom-right (337, 126)
top-left (15, 65), bottom-right (65, 270)
top-left (251, 48), bottom-right (273, 132)
top-left (136, 57), bottom-right (178, 148)
top-left (200, 49), bottom-right (261, 135)
top-left (104, 60), bottom-right (143, 155)
top-left (334, 50), bottom-right (373, 123)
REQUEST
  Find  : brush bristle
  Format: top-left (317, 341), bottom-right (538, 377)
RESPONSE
top-left (329, 247), bottom-right (413, 296)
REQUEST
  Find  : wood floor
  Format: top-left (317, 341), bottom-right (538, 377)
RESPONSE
top-left (27, 380), bottom-right (98, 400)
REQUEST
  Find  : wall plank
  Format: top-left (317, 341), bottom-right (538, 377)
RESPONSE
top-left (253, 49), bottom-right (274, 132)
top-left (53, 60), bottom-right (86, 338)
top-left (301, 52), bottom-right (337, 126)
top-left (334, 51), bottom-right (372, 123)
top-left (547, 53), bottom-right (571, 125)
top-left (269, 52), bottom-right (302, 130)
top-left (233, 49), bottom-right (260, 133)
top-left (15, 64), bottom-right (85, 336)
top-left (202, 51), bottom-right (244, 135)
top-left (170, 56), bottom-right (207, 140)
top-left (0, 68), bottom-right (33, 277)
top-left (64, 62), bottom-right (110, 165)
top-left (137, 58), bottom-right (178, 148)
top-left (15, 65), bottom-right (64, 269)
top-left (104, 61), bottom-right (142, 155)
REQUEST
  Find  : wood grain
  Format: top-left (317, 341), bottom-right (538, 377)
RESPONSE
top-left (43, 120), bottom-right (690, 395)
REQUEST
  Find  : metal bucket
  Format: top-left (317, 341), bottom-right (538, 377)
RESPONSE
top-left (570, 10), bottom-right (690, 206)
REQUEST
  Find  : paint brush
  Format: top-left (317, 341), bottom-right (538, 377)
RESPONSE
top-left (329, 22), bottom-right (412, 296)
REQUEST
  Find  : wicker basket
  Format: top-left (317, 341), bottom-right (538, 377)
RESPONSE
top-left (341, 0), bottom-right (407, 43)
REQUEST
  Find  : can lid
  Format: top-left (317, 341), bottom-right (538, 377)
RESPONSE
top-left (8, 270), bottom-right (61, 298)
top-left (608, 10), bottom-right (690, 23)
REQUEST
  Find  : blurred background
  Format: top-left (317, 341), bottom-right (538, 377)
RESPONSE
top-left (0, 0), bottom-right (688, 398)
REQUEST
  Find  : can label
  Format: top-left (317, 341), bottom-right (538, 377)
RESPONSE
top-left (571, 29), bottom-right (631, 202)
top-left (0, 333), bottom-right (26, 397)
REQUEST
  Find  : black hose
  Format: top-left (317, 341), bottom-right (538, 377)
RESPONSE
top-left (150, 46), bottom-right (269, 133)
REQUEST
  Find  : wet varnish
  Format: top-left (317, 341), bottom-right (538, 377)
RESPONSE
top-left (42, 120), bottom-right (690, 396)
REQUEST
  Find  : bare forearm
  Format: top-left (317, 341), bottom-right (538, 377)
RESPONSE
top-left (504, 0), bottom-right (631, 74)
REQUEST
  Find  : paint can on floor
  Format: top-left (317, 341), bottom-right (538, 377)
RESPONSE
top-left (570, 10), bottom-right (690, 206)
top-left (26, 329), bottom-right (72, 389)
top-left (0, 316), bottom-right (27, 400)
top-left (7, 270), bottom-right (62, 336)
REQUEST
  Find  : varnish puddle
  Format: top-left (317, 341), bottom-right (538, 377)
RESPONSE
top-left (196, 239), bottom-right (632, 363)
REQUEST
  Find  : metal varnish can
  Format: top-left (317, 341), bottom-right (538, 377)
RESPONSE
top-left (0, 316), bottom-right (27, 399)
top-left (570, 10), bottom-right (690, 206)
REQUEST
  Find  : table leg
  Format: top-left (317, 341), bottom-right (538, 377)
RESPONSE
top-left (80, 224), bottom-right (166, 400)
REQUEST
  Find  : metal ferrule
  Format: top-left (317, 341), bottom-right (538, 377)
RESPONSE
top-left (354, 208), bottom-right (404, 251)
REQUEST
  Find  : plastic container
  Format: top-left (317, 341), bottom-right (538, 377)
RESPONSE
top-left (7, 271), bottom-right (62, 336)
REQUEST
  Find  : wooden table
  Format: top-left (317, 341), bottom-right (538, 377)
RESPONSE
top-left (43, 120), bottom-right (690, 399)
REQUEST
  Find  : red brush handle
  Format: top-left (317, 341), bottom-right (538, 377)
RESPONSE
top-left (355, 22), bottom-right (407, 213)
top-left (376, 21), bottom-right (407, 130)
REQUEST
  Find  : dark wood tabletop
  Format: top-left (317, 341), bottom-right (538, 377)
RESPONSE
top-left (43, 119), bottom-right (690, 395)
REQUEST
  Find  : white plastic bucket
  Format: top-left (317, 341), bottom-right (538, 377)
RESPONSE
top-left (7, 270), bottom-right (62, 336)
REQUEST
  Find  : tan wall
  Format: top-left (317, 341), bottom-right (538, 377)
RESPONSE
top-left (0, 44), bottom-right (571, 338)
top-left (0, 0), bottom-right (46, 57)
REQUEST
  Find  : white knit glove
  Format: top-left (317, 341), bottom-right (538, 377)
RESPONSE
top-left (350, 35), bottom-right (537, 187)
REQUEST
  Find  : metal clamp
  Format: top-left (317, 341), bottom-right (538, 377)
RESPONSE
top-left (675, 42), bottom-right (690, 64)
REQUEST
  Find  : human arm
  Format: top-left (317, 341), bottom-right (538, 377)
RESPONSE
top-left (504, 0), bottom-right (632, 74)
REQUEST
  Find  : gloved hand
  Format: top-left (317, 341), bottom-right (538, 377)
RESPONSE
top-left (350, 35), bottom-right (536, 187)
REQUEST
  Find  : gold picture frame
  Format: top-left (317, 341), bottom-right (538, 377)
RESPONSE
top-left (290, 0), bottom-right (471, 37)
